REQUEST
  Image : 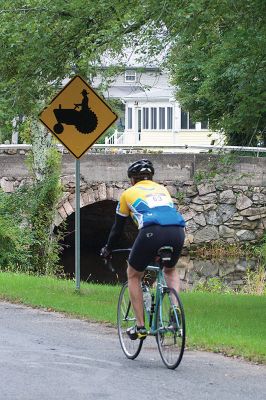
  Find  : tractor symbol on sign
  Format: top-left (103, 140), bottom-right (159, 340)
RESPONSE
top-left (53, 89), bottom-right (98, 134)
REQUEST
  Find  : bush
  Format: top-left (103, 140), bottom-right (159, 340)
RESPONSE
top-left (0, 149), bottom-right (63, 275)
top-left (193, 277), bottom-right (233, 294)
top-left (0, 189), bottom-right (33, 271)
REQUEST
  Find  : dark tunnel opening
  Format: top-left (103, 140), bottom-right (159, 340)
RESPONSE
top-left (55, 200), bottom-right (138, 284)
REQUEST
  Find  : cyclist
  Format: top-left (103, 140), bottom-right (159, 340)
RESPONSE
top-left (100, 159), bottom-right (185, 340)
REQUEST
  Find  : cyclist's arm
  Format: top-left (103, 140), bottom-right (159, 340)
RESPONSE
top-left (106, 213), bottom-right (127, 250)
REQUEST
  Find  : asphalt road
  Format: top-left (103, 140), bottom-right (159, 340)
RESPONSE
top-left (0, 301), bottom-right (265, 400)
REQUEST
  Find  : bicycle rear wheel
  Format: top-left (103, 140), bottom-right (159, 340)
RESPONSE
top-left (117, 282), bottom-right (143, 359)
top-left (156, 287), bottom-right (185, 369)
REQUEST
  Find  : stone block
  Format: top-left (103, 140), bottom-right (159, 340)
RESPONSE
top-left (236, 194), bottom-right (253, 210)
top-left (217, 204), bottom-right (236, 223)
top-left (240, 206), bottom-right (266, 216)
top-left (194, 226), bottom-right (219, 243)
top-left (68, 194), bottom-right (76, 210)
top-left (205, 210), bottom-right (219, 225)
top-left (98, 183), bottom-right (107, 201)
top-left (0, 177), bottom-right (14, 192)
top-left (182, 209), bottom-right (197, 221)
top-left (197, 183), bottom-right (216, 196)
top-left (189, 204), bottom-right (204, 212)
top-left (219, 189), bottom-right (236, 204)
top-left (192, 193), bottom-right (217, 205)
top-left (193, 213), bottom-right (206, 226)
top-left (240, 219), bottom-right (258, 230)
top-left (203, 203), bottom-right (217, 211)
top-left (54, 212), bottom-right (63, 227)
top-left (63, 201), bottom-right (74, 216)
top-left (186, 219), bottom-right (198, 233)
top-left (219, 225), bottom-right (235, 238)
top-left (184, 185), bottom-right (198, 197)
top-left (236, 229), bottom-right (256, 241)
top-left (58, 205), bottom-right (68, 220)
top-left (106, 186), bottom-right (114, 200)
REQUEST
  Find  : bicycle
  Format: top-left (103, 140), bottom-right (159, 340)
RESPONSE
top-left (106, 246), bottom-right (186, 369)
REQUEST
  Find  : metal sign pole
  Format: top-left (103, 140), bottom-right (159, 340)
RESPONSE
top-left (75, 159), bottom-right (81, 290)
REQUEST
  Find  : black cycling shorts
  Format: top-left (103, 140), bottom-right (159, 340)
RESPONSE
top-left (128, 225), bottom-right (185, 272)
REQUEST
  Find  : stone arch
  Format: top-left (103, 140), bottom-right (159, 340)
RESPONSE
top-left (54, 181), bottom-right (128, 227)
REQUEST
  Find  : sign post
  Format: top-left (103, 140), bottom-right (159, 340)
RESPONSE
top-left (75, 159), bottom-right (81, 290)
top-left (39, 75), bottom-right (118, 289)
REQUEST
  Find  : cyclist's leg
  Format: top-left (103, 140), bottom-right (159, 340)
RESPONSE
top-left (162, 225), bottom-right (185, 296)
top-left (127, 264), bottom-right (144, 327)
top-left (127, 226), bottom-right (158, 329)
top-left (163, 267), bottom-right (180, 293)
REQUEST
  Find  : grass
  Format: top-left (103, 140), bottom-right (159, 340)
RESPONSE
top-left (0, 272), bottom-right (265, 364)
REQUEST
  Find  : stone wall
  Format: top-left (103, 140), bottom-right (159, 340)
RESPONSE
top-left (3, 173), bottom-right (265, 243)
top-left (1, 148), bottom-right (266, 288)
top-left (54, 177), bottom-right (266, 289)
top-left (173, 181), bottom-right (266, 289)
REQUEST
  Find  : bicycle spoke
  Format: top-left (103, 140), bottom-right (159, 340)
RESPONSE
top-left (117, 282), bottom-right (143, 359)
top-left (156, 288), bottom-right (185, 369)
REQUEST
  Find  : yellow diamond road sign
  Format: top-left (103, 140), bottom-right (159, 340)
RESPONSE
top-left (39, 75), bottom-right (118, 159)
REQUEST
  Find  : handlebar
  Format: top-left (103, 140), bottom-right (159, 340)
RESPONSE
top-left (104, 248), bottom-right (132, 273)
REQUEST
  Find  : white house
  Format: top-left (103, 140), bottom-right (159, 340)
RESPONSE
top-left (93, 64), bottom-right (223, 147)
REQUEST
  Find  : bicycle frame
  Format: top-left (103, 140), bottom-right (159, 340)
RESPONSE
top-left (144, 264), bottom-right (168, 335)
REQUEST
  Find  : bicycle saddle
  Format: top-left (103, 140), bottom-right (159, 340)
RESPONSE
top-left (157, 246), bottom-right (174, 261)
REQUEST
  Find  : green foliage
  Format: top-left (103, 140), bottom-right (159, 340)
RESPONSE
top-left (240, 265), bottom-right (266, 295)
top-left (194, 277), bottom-right (233, 294)
top-left (0, 0), bottom-right (145, 131)
top-left (0, 190), bottom-right (33, 270)
top-left (255, 234), bottom-right (266, 265)
top-left (174, 191), bottom-right (185, 205)
top-left (240, 236), bottom-right (266, 295)
top-left (27, 146), bottom-right (63, 275)
top-left (1, 1), bottom-right (265, 147)
top-left (167, 0), bottom-right (266, 146)
top-left (0, 147), bottom-right (63, 275)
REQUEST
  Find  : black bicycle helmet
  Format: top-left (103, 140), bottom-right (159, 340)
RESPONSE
top-left (127, 159), bottom-right (154, 178)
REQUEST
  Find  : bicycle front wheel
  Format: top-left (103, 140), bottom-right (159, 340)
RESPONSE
top-left (117, 282), bottom-right (143, 359)
top-left (156, 288), bottom-right (185, 369)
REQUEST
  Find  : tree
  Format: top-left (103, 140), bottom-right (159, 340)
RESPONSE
top-left (163, 0), bottom-right (266, 146)
top-left (0, 0), bottom-right (265, 146)
top-left (0, 0), bottom-right (148, 133)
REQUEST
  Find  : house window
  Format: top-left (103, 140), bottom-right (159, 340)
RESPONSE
top-left (167, 107), bottom-right (173, 130)
top-left (181, 109), bottom-right (196, 129)
top-left (151, 108), bottom-right (157, 129)
top-left (125, 70), bottom-right (136, 82)
top-left (159, 107), bottom-right (165, 129)
top-left (128, 107), bottom-right (132, 129)
top-left (143, 108), bottom-right (149, 129)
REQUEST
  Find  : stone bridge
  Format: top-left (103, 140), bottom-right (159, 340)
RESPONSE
top-left (1, 148), bottom-right (266, 287)
top-left (1, 149), bottom-right (266, 242)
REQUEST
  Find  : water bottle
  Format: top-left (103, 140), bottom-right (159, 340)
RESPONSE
top-left (142, 285), bottom-right (152, 312)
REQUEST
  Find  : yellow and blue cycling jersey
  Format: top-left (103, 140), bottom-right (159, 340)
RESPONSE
top-left (116, 180), bottom-right (185, 229)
